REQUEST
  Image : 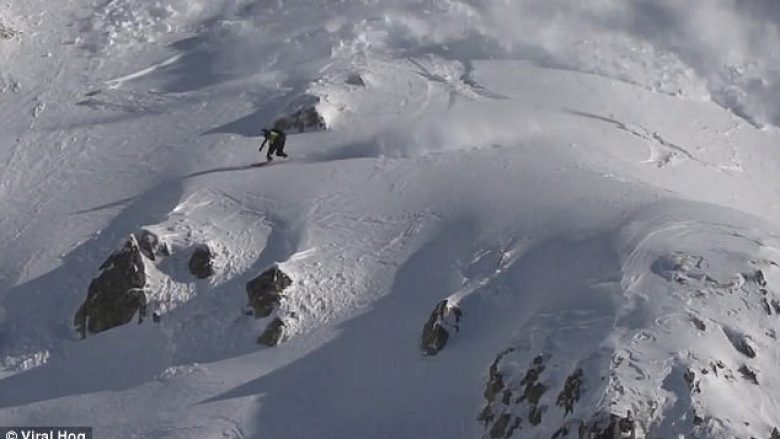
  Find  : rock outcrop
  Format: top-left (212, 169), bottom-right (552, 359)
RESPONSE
top-left (578, 412), bottom-right (637, 439)
top-left (345, 73), bottom-right (366, 86)
top-left (137, 229), bottom-right (169, 261)
top-left (272, 95), bottom-right (326, 133)
top-left (188, 244), bottom-right (215, 279)
top-left (246, 266), bottom-right (293, 318)
top-left (479, 347), bottom-right (642, 439)
top-left (258, 317), bottom-right (285, 346)
top-left (74, 235), bottom-right (148, 337)
top-left (479, 348), bottom-right (522, 439)
top-left (420, 299), bottom-right (462, 356)
top-left (0, 25), bottom-right (19, 40)
top-left (477, 245), bottom-right (780, 439)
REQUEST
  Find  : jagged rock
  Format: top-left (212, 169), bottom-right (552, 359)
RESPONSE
top-left (519, 355), bottom-right (548, 425)
top-left (345, 72), bottom-right (366, 86)
top-left (420, 299), bottom-right (462, 356)
top-left (551, 413), bottom-right (637, 439)
top-left (723, 328), bottom-right (757, 359)
top-left (556, 369), bottom-right (584, 415)
top-left (258, 317), bottom-right (285, 346)
top-left (582, 411), bottom-right (637, 439)
top-left (489, 413), bottom-right (512, 439)
top-left (772, 299), bottom-right (780, 315)
top-left (739, 364), bottom-right (759, 384)
top-left (246, 267), bottom-right (293, 317)
top-left (683, 368), bottom-right (701, 393)
top-left (690, 316), bottom-right (706, 331)
top-left (0, 25), bottom-right (19, 40)
top-left (480, 351), bottom-right (550, 435)
top-left (762, 297), bottom-right (773, 315)
top-left (136, 229), bottom-right (169, 261)
top-left (770, 427), bottom-right (780, 439)
top-left (188, 244), bottom-right (215, 279)
top-left (272, 95), bottom-right (326, 133)
top-left (273, 107), bottom-right (326, 133)
top-left (73, 235), bottom-right (148, 337)
top-left (479, 348), bottom-right (514, 427)
top-left (552, 419), bottom-right (586, 439)
top-left (747, 269), bottom-right (768, 287)
top-left (486, 349), bottom-right (513, 401)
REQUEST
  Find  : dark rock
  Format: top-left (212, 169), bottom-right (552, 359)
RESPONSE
top-left (258, 317), bottom-right (285, 346)
top-left (552, 412), bottom-right (637, 439)
top-left (74, 235), bottom-right (148, 337)
top-left (136, 229), bottom-right (169, 261)
top-left (420, 299), bottom-right (462, 356)
top-left (723, 327), bottom-right (757, 358)
top-left (519, 356), bottom-right (547, 403)
top-left (518, 355), bottom-right (548, 425)
top-left (420, 322), bottom-right (449, 356)
top-left (246, 267), bottom-right (293, 317)
top-left (756, 269), bottom-right (767, 287)
top-left (770, 427), bottom-right (780, 439)
top-left (739, 365), bottom-right (759, 385)
top-left (188, 244), bottom-right (215, 279)
top-left (583, 411), bottom-right (637, 439)
top-left (489, 413), bottom-right (512, 439)
top-left (272, 95), bottom-right (326, 133)
top-left (484, 349), bottom-right (513, 402)
top-left (528, 405), bottom-right (544, 426)
top-left (345, 73), bottom-right (366, 86)
top-left (479, 348), bottom-right (514, 427)
top-left (505, 416), bottom-right (522, 438)
top-left (556, 369), bottom-right (584, 415)
top-left (683, 368), bottom-right (701, 393)
top-left (772, 299), bottom-right (780, 315)
top-left (690, 316), bottom-right (706, 331)
top-left (762, 298), bottom-right (773, 315)
top-left (480, 351), bottom-right (550, 436)
top-left (552, 420), bottom-right (586, 439)
top-left (0, 26), bottom-right (19, 40)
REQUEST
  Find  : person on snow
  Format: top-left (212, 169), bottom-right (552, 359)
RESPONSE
top-left (259, 128), bottom-right (288, 161)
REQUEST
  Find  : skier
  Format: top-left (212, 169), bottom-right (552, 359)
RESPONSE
top-left (259, 128), bottom-right (288, 161)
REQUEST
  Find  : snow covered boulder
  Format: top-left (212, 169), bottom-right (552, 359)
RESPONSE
top-left (420, 299), bottom-right (462, 356)
top-left (272, 95), bottom-right (326, 133)
top-left (245, 267), bottom-right (293, 318)
top-left (258, 317), bottom-right (285, 347)
top-left (136, 229), bottom-right (169, 261)
top-left (188, 244), bottom-right (215, 279)
top-left (73, 235), bottom-right (148, 338)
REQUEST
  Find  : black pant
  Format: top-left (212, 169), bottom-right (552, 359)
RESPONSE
top-left (267, 142), bottom-right (286, 160)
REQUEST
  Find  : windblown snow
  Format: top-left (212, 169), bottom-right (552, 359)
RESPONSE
top-left (1, 1), bottom-right (780, 438)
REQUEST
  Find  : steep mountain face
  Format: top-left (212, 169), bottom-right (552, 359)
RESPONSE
top-left (476, 207), bottom-right (780, 438)
top-left (1, 1), bottom-right (780, 438)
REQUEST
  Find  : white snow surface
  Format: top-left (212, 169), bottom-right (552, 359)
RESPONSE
top-left (1, 0), bottom-right (780, 438)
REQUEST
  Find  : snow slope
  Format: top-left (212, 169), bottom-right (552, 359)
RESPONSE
top-left (1, 0), bottom-right (780, 438)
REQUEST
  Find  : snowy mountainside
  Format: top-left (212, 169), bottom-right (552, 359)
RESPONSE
top-left (1, 0), bottom-right (780, 438)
